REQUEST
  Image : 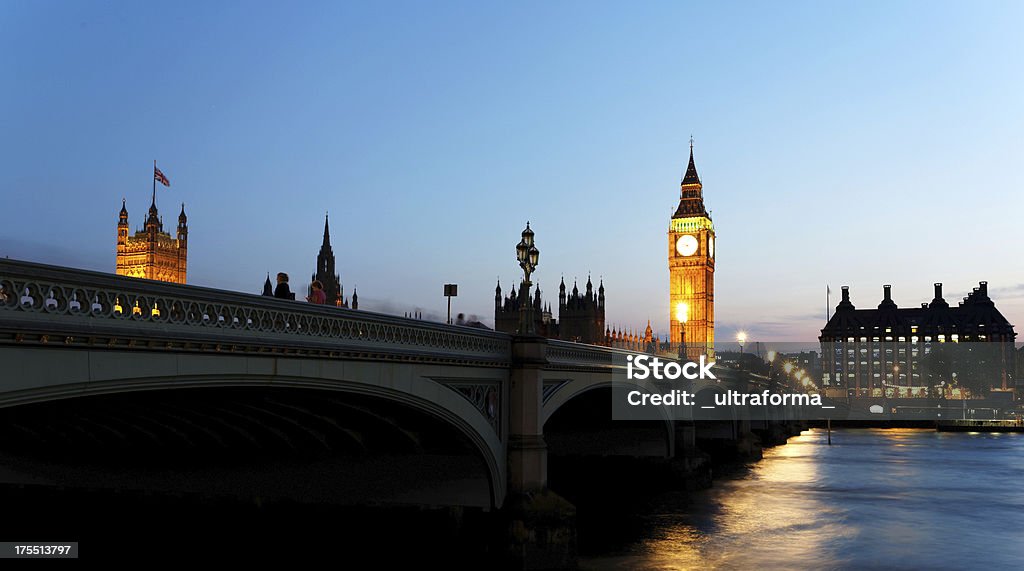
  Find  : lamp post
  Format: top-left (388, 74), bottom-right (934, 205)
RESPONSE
top-left (675, 302), bottom-right (688, 360)
top-left (516, 222), bottom-right (540, 335)
top-left (767, 350), bottom-right (777, 390)
top-left (737, 331), bottom-right (747, 354)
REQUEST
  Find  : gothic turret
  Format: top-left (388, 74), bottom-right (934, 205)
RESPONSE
top-left (262, 273), bottom-right (274, 296)
top-left (177, 203), bottom-right (188, 244)
top-left (312, 213), bottom-right (343, 306)
top-left (117, 199), bottom-right (129, 250)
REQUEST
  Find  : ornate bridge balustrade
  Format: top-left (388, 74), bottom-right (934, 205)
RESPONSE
top-left (0, 259), bottom-right (511, 366)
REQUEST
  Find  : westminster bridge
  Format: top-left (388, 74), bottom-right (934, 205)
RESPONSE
top-left (0, 258), bottom-right (804, 565)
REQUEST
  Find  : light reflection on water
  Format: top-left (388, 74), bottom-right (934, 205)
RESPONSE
top-left (581, 429), bottom-right (1024, 570)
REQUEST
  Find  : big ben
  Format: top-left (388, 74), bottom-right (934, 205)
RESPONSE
top-left (669, 142), bottom-right (714, 360)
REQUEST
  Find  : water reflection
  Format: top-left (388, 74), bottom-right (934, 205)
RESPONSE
top-left (582, 429), bottom-right (1024, 570)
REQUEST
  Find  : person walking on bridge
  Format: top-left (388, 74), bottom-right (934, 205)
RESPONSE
top-left (274, 272), bottom-right (294, 300)
top-left (306, 280), bottom-right (326, 304)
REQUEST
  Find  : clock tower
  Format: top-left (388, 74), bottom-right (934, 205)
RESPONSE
top-left (669, 142), bottom-right (715, 360)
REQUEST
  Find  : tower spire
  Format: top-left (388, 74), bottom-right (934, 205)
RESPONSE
top-left (682, 139), bottom-right (701, 186)
top-left (674, 138), bottom-right (708, 218)
top-left (323, 212), bottom-right (331, 247)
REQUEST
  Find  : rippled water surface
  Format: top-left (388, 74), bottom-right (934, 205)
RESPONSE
top-left (581, 428), bottom-right (1024, 570)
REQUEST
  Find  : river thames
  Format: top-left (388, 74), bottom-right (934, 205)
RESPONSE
top-left (581, 428), bottom-right (1024, 570)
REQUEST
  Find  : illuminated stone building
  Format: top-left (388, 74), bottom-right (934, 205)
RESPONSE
top-left (116, 199), bottom-right (188, 283)
top-left (819, 283), bottom-right (1017, 398)
top-left (669, 143), bottom-right (715, 360)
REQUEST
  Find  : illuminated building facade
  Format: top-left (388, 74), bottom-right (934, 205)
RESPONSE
top-left (116, 199), bottom-right (188, 283)
top-left (820, 283), bottom-right (1017, 398)
top-left (668, 144), bottom-right (715, 360)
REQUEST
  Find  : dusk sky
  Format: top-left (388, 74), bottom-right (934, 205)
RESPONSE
top-left (2, 1), bottom-right (1023, 343)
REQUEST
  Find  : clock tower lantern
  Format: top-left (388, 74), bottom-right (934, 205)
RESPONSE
top-left (669, 142), bottom-right (715, 360)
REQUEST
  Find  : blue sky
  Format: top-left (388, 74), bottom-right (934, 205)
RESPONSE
top-left (2, 1), bottom-right (1023, 342)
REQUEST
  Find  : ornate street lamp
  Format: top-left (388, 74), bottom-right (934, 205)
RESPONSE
top-left (516, 222), bottom-right (540, 334)
top-left (675, 302), bottom-right (688, 360)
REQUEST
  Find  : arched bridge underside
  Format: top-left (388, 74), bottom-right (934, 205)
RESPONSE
top-left (0, 347), bottom-right (507, 508)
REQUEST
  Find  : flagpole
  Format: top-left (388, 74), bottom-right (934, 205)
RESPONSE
top-left (152, 159), bottom-right (157, 208)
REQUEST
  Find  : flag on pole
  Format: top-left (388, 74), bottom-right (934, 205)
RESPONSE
top-left (154, 166), bottom-right (170, 187)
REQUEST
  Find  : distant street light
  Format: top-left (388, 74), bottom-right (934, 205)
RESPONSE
top-left (444, 284), bottom-right (458, 325)
top-left (676, 302), bottom-right (688, 360)
top-left (737, 331), bottom-right (747, 353)
top-left (516, 222), bottom-right (540, 334)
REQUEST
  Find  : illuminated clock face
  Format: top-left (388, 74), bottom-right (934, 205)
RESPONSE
top-left (709, 236), bottom-right (715, 258)
top-left (676, 235), bottom-right (698, 257)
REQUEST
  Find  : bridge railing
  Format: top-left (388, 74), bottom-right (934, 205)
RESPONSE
top-left (0, 259), bottom-right (511, 365)
top-left (546, 339), bottom-right (641, 370)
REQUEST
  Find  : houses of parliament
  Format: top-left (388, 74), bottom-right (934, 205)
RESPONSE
top-left (113, 149), bottom-right (719, 346)
top-left (115, 197), bottom-right (188, 284)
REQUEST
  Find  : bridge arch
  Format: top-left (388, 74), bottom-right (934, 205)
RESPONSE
top-left (0, 347), bottom-right (507, 508)
top-left (541, 376), bottom-right (676, 457)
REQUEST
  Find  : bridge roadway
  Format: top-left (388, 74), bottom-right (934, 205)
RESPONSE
top-left (0, 258), bottom-right (803, 563)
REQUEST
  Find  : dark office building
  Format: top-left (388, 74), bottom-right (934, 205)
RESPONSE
top-left (819, 282), bottom-right (1016, 398)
